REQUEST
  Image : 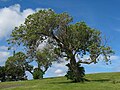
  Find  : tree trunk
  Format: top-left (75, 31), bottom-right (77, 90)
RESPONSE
top-left (70, 56), bottom-right (84, 82)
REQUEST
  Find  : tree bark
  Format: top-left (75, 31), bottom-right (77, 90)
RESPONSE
top-left (70, 55), bottom-right (83, 82)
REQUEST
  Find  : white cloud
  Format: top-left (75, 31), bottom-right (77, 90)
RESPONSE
top-left (0, 51), bottom-right (10, 66)
top-left (44, 60), bottom-right (69, 77)
top-left (0, 45), bottom-right (10, 66)
top-left (53, 60), bottom-right (69, 68)
top-left (0, 46), bottom-right (8, 51)
top-left (110, 55), bottom-right (120, 60)
top-left (0, 4), bottom-right (35, 39)
top-left (55, 69), bottom-right (64, 76)
top-left (0, 4), bottom-right (43, 65)
top-left (0, 51), bottom-right (10, 58)
top-left (55, 69), bottom-right (63, 74)
top-left (37, 40), bottom-right (47, 51)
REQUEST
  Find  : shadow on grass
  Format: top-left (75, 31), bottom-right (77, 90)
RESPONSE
top-left (50, 81), bottom-right (74, 84)
top-left (50, 79), bottom-right (110, 85)
top-left (44, 76), bottom-right (65, 80)
top-left (50, 79), bottom-right (90, 84)
top-left (90, 79), bottom-right (110, 82)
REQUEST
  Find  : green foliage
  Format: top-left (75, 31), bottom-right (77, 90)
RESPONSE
top-left (65, 63), bottom-right (85, 82)
top-left (0, 66), bottom-right (6, 82)
top-left (36, 45), bottom-right (57, 73)
top-left (5, 52), bottom-right (32, 81)
top-left (8, 9), bottom-right (114, 82)
top-left (33, 68), bottom-right (44, 79)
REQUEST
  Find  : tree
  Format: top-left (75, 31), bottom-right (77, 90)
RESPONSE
top-left (36, 44), bottom-right (56, 73)
top-left (5, 52), bottom-right (31, 81)
top-left (0, 66), bottom-right (6, 82)
top-left (33, 68), bottom-right (44, 79)
top-left (65, 63), bottom-right (85, 82)
top-left (32, 44), bottom-right (56, 79)
top-left (8, 9), bottom-right (114, 82)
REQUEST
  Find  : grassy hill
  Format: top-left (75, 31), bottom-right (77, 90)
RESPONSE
top-left (1, 72), bottom-right (120, 90)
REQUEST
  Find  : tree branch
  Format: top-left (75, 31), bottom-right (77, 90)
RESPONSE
top-left (26, 69), bottom-right (33, 75)
top-left (78, 59), bottom-right (95, 64)
top-left (77, 54), bottom-right (100, 64)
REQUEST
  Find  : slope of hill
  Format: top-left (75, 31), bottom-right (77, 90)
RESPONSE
top-left (1, 72), bottom-right (120, 90)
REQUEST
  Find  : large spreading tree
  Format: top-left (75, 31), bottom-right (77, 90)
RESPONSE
top-left (8, 9), bottom-right (114, 82)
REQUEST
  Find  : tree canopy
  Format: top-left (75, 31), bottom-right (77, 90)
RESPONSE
top-left (0, 66), bottom-right (6, 82)
top-left (5, 52), bottom-right (29, 81)
top-left (8, 9), bottom-right (114, 82)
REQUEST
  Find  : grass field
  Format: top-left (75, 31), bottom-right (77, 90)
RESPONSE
top-left (1, 72), bottom-right (120, 90)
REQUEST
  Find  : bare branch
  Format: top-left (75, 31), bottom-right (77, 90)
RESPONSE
top-left (78, 59), bottom-right (95, 64)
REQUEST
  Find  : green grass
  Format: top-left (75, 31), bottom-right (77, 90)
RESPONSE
top-left (1, 72), bottom-right (120, 90)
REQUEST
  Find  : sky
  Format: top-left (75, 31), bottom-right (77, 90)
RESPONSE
top-left (0, 0), bottom-right (120, 79)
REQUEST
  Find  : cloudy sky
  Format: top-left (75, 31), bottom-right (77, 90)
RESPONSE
top-left (0, 0), bottom-right (120, 79)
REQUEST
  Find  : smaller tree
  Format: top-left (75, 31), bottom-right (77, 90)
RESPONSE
top-left (34, 44), bottom-right (56, 79)
top-left (0, 66), bottom-right (6, 82)
top-left (33, 68), bottom-right (44, 79)
top-left (5, 52), bottom-right (31, 81)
